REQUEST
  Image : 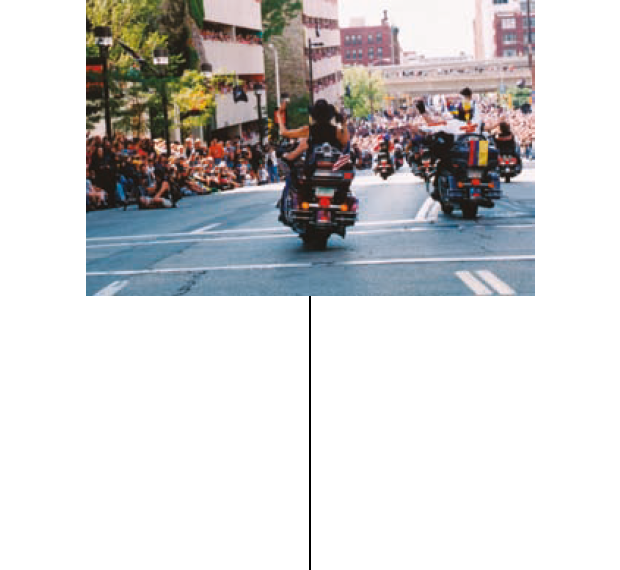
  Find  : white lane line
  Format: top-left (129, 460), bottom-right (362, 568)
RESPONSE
top-left (86, 217), bottom-right (440, 243)
top-left (87, 254), bottom-right (535, 277)
top-left (426, 202), bottom-right (441, 222)
top-left (190, 223), bottom-right (221, 234)
top-left (93, 280), bottom-right (129, 296)
top-left (86, 223), bottom-right (534, 250)
top-left (85, 226), bottom-right (461, 250)
top-left (455, 271), bottom-right (493, 296)
top-left (415, 197), bottom-right (435, 222)
top-left (476, 270), bottom-right (516, 295)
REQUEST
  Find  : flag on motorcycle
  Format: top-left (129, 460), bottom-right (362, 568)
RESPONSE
top-left (332, 153), bottom-right (351, 171)
top-left (468, 140), bottom-right (489, 167)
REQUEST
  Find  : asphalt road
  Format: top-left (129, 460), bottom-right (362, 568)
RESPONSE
top-left (86, 163), bottom-right (535, 296)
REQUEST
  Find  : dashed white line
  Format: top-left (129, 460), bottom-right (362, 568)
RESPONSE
top-left (93, 280), bottom-right (129, 296)
top-left (456, 271), bottom-right (494, 296)
top-left (415, 197), bottom-right (435, 222)
top-left (476, 270), bottom-right (516, 295)
top-left (190, 223), bottom-right (221, 234)
top-left (86, 254), bottom-right (535, 278)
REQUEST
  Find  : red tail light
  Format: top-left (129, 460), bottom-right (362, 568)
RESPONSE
top-left (344, 172), bottom-right (354, 180)
top-left (472, 179), bottom-right (481, 186)
top-left (319, 197), bottom-right (331, 208)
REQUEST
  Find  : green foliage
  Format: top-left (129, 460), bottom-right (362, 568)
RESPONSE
top-left (186, 0), bottom-right (204, 28)
top-left (172, 70), bottom-right (216, 128)
top-left (286, 93), bottom-right (310, 129)
top-left (343, 67), bottom-right (386, 119)
top-left (261, 0), bottom-right (303, 42)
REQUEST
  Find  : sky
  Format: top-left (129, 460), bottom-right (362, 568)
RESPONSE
top-left (339, 0), bottom-right (476, 58)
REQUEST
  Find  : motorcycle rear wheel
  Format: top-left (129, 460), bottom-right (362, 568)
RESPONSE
top-left (302, 232), bottom-right (329, 250)
top-left (461, 203), bottom-right (479, 220)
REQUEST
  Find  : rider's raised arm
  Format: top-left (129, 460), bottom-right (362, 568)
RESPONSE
top-left (279, 125), bottom-right (310, 139)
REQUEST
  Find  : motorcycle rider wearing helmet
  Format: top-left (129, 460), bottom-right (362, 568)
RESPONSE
top-left (275, 99), bottom-right (349, 221)
top-left (374, 134), bottom-right (392, 172)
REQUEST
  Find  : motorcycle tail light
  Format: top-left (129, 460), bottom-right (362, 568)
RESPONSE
top-left (340, 204), bottom-right (348, 212)
top-left (301, 202), bottom-right (310, 210)
top-left (489, 183), bottom-right (494, 189)
top-left (344, 172), bottom-right (354, 180)
top-left (472, 179), bottom-right (480, 186)
top-left (319, 197), bottom-right (331, 208)
top-left (458, 182), bottom-right (464, 188)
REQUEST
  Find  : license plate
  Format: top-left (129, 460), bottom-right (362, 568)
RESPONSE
top-left (315, 188), bottom-right (335, 198)
top-left (468, 169), bottom-right (483, 178)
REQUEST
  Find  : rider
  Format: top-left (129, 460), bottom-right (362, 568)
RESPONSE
top-left (494, 121), bottom-right (519, 155)
top-left (375, 134), bottom-right (392, 171)
top-left (275, 99), bottom-right (349, 220)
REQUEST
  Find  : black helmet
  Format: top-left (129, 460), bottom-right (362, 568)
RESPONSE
top-left (310, 99), bottom-right (335, 124)
top-left (460, 87), bottom-right (472, 98)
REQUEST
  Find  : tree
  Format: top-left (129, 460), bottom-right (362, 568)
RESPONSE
top-left (343, 67), bottom-right (386, 119)
top-left (86, 0), bottom-right (168, 131)
top-left (261, 0), bottom-right (303, 43)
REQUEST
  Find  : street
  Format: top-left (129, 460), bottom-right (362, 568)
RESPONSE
top-left (86, 163), bottom-right (535, 296)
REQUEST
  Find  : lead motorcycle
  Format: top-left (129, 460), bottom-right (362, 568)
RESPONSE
top-left (278, 141), bottom-right (359, 250)
top-left (431, 130), bottom-right (502, 220)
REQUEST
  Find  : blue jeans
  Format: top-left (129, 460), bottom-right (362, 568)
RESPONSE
top-left (269, 165), bottom-right (279, 183)
top-left (280, 175), bottom-right (293, 217)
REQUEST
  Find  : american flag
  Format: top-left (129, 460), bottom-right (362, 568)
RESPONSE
top-left (332, 153), bottom-right (351, 171)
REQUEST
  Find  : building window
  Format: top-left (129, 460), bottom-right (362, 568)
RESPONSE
top-left (345, 35), bottom-right (350, 44)
top-left (368, 34), bottom-right (373, 43)
top-left (358, 49), bottom-right (363, 59)
top-left (357, 35), bottom-right (362, 44)
top-left (368, 48), bottom-right (374, 60)
top-left (503, 48), bottom-right (517, 57)
top-left (377, 32), bottom-right (382, 43)
top-left (502, 18), bottom-right (516, 29)
top-left (378, 46), bottom-right (383, 57)
top-left (503, 33), bottom-right (517, 43)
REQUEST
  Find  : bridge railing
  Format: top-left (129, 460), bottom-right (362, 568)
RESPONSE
top-left (382, 68), bottom-right (529, 84)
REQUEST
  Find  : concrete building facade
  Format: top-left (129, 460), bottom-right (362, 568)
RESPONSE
top-left (197, 0), bottom-right (267, 140)
top-left (265, 0), bottom-right (344, 113)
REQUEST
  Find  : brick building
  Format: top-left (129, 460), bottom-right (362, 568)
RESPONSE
top-left (494, 9), bottom-right (535, 58)
top-left (340, 11), bottom-right (401, 67)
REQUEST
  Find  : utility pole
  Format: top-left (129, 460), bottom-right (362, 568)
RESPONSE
top-left (526, 0), bottom-right (534, 88)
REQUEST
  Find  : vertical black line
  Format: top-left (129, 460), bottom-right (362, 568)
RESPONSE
top-left (309, 295), bottom-right (312, 568)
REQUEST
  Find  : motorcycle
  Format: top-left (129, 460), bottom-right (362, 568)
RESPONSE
top-left (355, 150), bottom-right (373, 170)
top-left (432, 132), bottom-right (502, 220)
top-left (394, 148), bottom-right (404, 171)
top-left (416, 149), bottom-right (437, 195)
top-left (493, 136), bottom-right (523, 183)
top-left (497, 154), bottom-right (522, 183)
top-left (279, 142), bottom-right (359, 250)
top-left (375, 154), bottom-right (395, 180)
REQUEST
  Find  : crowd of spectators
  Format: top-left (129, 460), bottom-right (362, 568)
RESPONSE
top-left (347, 100), bottom-right (535, 158)
top-left (86, 133), bottom-right (280, 210)
top-left (200, 27), bottom-right (262, 46)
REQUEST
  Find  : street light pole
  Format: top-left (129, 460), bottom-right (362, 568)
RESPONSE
top-left (201, 63), bottom-right (213, 144)
top-left (254, 84), bottom-right (266, 146)
top-left (308, 25), bottom-right (324, 107)
top-left (153, 48), bottom-right (171, 156)
top-left (94, 26), bottom-right (113, 140)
